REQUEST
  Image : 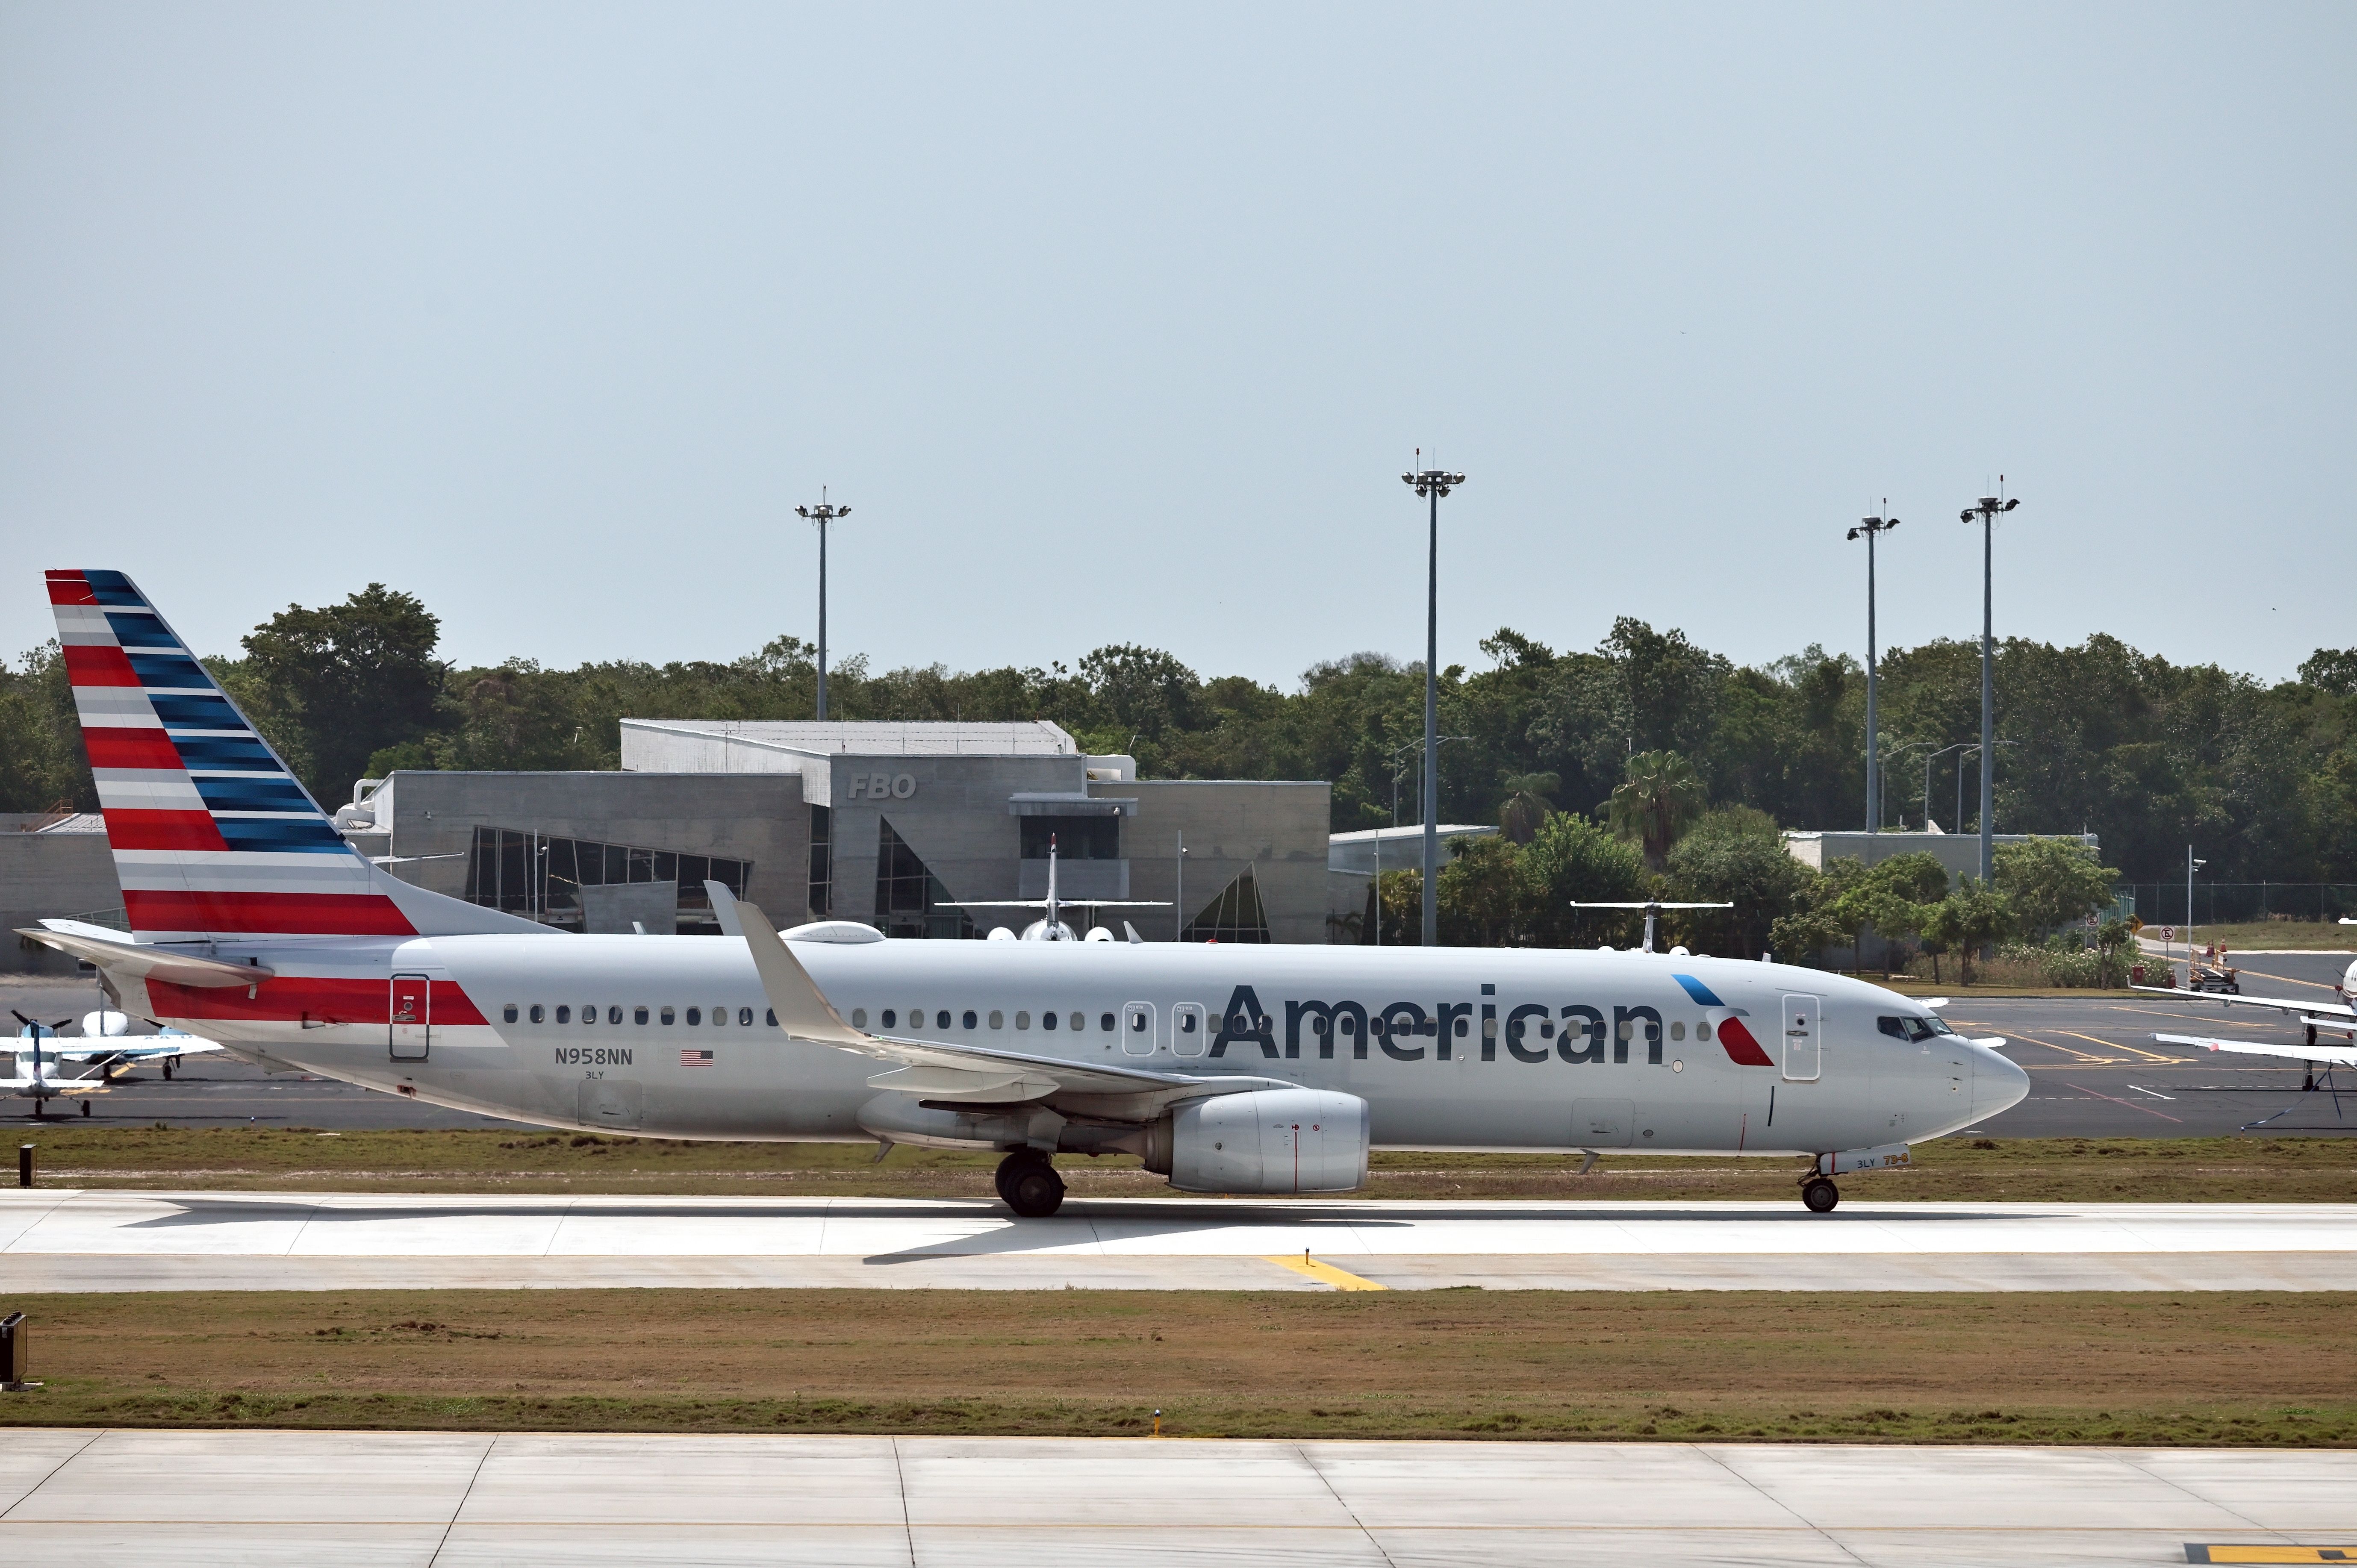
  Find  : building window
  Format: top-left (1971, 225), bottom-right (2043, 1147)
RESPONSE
top-left (1019, 815), bottom-right (1119, 860)
top-left (872, 818), bottom-right (974, 940)
top-left (1181, 867), bottom-right (1271, 944)
top-left (808, 804), bottom-right (832, 921)
top-left (467, 826), bottom-right (749, 935)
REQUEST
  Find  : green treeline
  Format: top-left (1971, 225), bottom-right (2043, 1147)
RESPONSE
top-left (5, 586), bottom-right (2354, 898)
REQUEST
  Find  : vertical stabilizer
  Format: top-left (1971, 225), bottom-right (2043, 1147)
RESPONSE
top-left (46, 570), bottom-right (546, 941)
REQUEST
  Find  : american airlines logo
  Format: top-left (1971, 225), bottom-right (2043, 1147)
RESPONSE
top-left (1205, 983), bottom-right (1677, 1064)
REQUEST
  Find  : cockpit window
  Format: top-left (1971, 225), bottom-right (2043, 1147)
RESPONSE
top-left (1878, 1014), bottom-right (1953, 1042)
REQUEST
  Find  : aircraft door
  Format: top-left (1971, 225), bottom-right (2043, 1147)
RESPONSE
top-left (389, 974), bottom-right (431, 1062)
top-left (1781, 994), bottom-right (1821, 1082)
top-left (1172, 1003), bottom-right (1206, 1057)
top-left (1122, 1002), bottom-right (1156, 1056)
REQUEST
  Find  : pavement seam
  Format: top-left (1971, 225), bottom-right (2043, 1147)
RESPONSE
top-left (0, 1187), bottom-right (77, 1253)
top-left (424, 1432), bottom-right (497, 1568)
top-left (2115, 1450), bottom-right (2285, 1543)
top-left (0, 1425), bottom-right (102, 1521)
top-left (890, 1435), bottom-right (916, 1567)
top-left (1694, 1442), bottom-right (1874, 1567)
top-left (1295, 1441), bottom-right (1399, 1568)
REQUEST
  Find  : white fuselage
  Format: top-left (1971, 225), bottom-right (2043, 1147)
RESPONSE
top-left (142, 936), bottom-right (2027, 1158)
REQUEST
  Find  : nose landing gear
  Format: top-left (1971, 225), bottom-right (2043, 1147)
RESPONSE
top-left (995, 1150), bottom-right (1067, 1218)
top-left (1801, 1175), bottom-right (1839, 1212)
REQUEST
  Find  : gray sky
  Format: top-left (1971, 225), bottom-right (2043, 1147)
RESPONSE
top-left (4, 3), bottom-right (2351, 688)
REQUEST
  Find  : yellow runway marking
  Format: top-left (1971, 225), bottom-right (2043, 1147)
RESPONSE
top-left (2049, 1027), bottom-right (2181, 1062)
top-left (2184, 1547), bottom-right (2357, 1563)
top-left (1267, 1254), bottom-right (1388, 1291)
top-left (2006, 1031), bottom-right (2115, 1063)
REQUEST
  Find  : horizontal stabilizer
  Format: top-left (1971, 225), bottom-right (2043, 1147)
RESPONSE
top-left (18, 924), bottom-right (274, 988)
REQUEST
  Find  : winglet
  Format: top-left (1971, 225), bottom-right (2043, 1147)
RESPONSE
top-left (705, 882), bottom-right (745, 938)
top-left (713, 885), bottom-right (869, 1048)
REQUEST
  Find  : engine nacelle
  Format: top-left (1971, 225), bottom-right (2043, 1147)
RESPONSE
top-left (1164, 1088), bottom-right (1370, 1195)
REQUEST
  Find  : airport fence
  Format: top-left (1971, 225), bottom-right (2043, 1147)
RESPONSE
top-left (2113, 882), bottom-right (2357, 928)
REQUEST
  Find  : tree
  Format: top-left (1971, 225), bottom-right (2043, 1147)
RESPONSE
top-left (1497, 771), bottom-right (1558, 845)
top-left (1520, 811), bottom-right (1646, 947)
top-left (1604, 750), bottom-right (1708, 870)
top-left (236, 585), bottom-right (446, 805)
top-left (0, 641), bottom-right (95, 812)
top-left (1845, 852), bottom-right (1950, 972)
top-left (1665, 806), bottom-right (1810, 959)
top-left (1920, 879), bottom-right (2014, 986)
top-left (1994, 836), bottom-right (2119, 938)
top-left (1438, 834), bottom-right (1536, 946)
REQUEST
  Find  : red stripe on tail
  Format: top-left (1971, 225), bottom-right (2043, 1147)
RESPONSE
top-left (103, 809), bottom-right (228, 852)
top-left (83, 728), bottom-right (183, 770)
top-left (63, 644), bottom-right (140, 686)
top-left (124, 889), bottom-right (416, 937)
top-left (45, 571), bottom-right (95, 606)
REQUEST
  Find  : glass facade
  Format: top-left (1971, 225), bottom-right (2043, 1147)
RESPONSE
top-left (1018, 815), bottom-right (1119, 860)
top-left (465, 826), bottom-right (751, 934)
top-left (1181, 867), bottom-right (1271, 944)
top-left (873, 817), bottom-right (974, 940)
top-left (808, 804), bottom-right (832, 919)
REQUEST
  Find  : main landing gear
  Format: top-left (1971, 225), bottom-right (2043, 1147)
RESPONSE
top-left (1800, 1175), bottom-right (1840, 1213)
top-left (996, 1150), bottom-right (1067, 1219)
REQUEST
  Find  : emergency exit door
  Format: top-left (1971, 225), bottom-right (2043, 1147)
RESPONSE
top-left (1781, 994), bottom-right (1821, 1081)
top-left (390, 974), bottom-right (431, 1061)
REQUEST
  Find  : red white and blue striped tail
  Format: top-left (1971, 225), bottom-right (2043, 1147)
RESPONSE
top-left (48, 569), bottom-right (543, 943)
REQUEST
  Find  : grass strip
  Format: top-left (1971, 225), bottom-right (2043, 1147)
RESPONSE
top-left (10, 1130), bottom-right (2357, 1200)
top-left (0, 1288), bottom-right (2351, 1446)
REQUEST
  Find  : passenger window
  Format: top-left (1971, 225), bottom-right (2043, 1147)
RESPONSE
top-left (1131, 1011), bottom-right (1147, 1032)
top-left (660, 1007), bottom-right (675, 1026)
top-left (1016, 1011), bottom-right (1031, 1030)
top-left (1539, 1020), bottom-right (1554, 1039)
top-left (738, 1007), bottom-right (754, 1027)
top-left (609, 1006), bottom-right (624, 1025)
top-left (685, 1007), bottom-right (701, 1026)
top-left (766, 1009), bottom-right (778, 1027)
top-left (1617, 1019), bottom-right (1632, 1041)
top-left (502, 1004), bottom-right (518, 1023)
top-left (556, 1006), bottom-right (571, 1024)
top-left (1452, 1016), bottom-right (1468, 1037)
top-left (852, 1009), bottom-right (868, 1028)
top-left (710, 1004), bottom-right (725, 1027)
top-left (1100, 1012), bottom-right (1114, 1031)
top-left (1069, 1011), bottom-right (1084, 1032)
top-left (937, 1010), bottom-right (952, 1030)
top-left (1043, 1011), bottom-right (1059, 1031)
top-left (989, 1010), bottom-right (1004, 1030)
top-left (1697, 1021), bottom-right (1713, 1041)
top-left (881, 1009), bottom-right (896, 1029)
top-left (530, 1004), bottom-right (545, 1024)
top-left (963, 1010), bottom-right (977, 1030)
top-left (634, 1006), bottom-right (649, 1026)
top-left (1180, 1012), bottom-right (1196, 1033)
top-left (1670, 1021), bottom-right (1685, 1041)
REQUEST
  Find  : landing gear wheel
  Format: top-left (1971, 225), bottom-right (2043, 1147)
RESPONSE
top-left (993, 1150), bottom-right (1043, 1204)
top-left (1003, 1159), bottom-right (1067, 1219)
top-left (1801, 1178), bottom-right (1839, 1213)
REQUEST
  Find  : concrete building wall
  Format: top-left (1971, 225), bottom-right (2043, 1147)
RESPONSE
top-left (824, 753), bottom-right (1085, 925)
top-left (372, 771), bottom-right (810, 924)
top-left (0, 823), bottom-right (119, 974)
top-left (1110, 780), bottom-right (1332, 945)
top-left (1784, 830), bottom-right (2101, 884)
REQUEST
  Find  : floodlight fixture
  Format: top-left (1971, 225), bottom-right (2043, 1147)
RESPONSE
top-left (1850, 508), bottom-right (1901, 832)
top-left (1401, 455), bottom-right (1468, 946)
top-left (1961, 485), bottom-right (2024, 880)
top-left (796, 489), bottom-right (851, 721)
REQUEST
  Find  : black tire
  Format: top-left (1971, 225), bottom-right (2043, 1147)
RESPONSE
top-left (993, 1150), bottom-right (1043, 1204)
top-left (1005, 1161), bottom-right (1066, 1218)
top-left (1802, 1178), bottom-right (1839, 1213)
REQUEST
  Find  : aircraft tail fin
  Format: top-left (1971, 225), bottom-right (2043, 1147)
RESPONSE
top-left (45, 569), bottom-right (545, 942)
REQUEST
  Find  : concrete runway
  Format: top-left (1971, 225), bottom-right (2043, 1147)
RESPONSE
top-left (9, 956), bottom-right (2354, 1140)
top-left (7, 1189), bottom-right (2355, 1292)
top-left (1, 1430), bottom-right (2351, 1565)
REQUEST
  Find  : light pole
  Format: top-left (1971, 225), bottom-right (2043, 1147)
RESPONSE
top-left (1847, 508), bottom-right (1900, 833)
top-left (1401, 459), bottom-right (1466, 947)
top-left (2185, 846), bottom-right (2206, 980)
top-left (1959, 488), bottom-right (2020, 881)
top-left (795, 490), bottom-right (851, 721)
top-left (1952, 740), bottom-right (2018, 853)
top-left (1917, 742), bottom-right (1970, 830)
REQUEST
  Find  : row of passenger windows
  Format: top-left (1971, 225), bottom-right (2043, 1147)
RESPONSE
top-left (493, 1003), bottom-right (1713, 1045)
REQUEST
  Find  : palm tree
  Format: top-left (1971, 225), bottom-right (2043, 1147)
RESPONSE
top-left (1497, 771), bottom-right (1559, 845)
top-left (1604, 750), bottom-right (1707, 870)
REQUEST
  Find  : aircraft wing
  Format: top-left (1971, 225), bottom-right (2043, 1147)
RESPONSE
top-left (53, 1039), bottom-right (224, 1064)
top-left (2154, 1033), bottom-right (2357, 1068)
top-left (2131, 985), bottom-right (2356, 1021)
top-left (935, 898), bottom-right (1173, 909)
top-left (715, 884), bottom-right (1279, 1105)
top-left (0, 1076), bottom-right (106, 1092)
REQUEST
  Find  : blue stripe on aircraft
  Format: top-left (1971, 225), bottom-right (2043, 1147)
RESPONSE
top-left (150, 693), bottom-right (248, 729)
top-left (83, 571), bottom-right (147, 606)
top-left (103, 613), bottom-right (179, 649)
top-left (171, 735), bottom-right (280, 771)
top-left (1672, 973), bottom-right (1725, 1007)
top-left (128, 653), bottom-right (214, 690)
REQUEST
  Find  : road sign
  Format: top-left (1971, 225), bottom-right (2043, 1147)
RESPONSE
top-left (2162, 925), bottom-right (2176, 942)
top-left (2128, 915), bottom-right (2144, 934)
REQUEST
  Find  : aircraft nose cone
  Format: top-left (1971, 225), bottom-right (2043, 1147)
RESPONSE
top-left (1973, 1045), bottom-right (2030, 1120)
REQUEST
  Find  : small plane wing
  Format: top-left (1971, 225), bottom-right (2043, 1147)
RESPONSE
top-left (0, 1076), bottom-right (106, 1092)
top-left (936, 898), bottom-right (1173, 909)
top-left (15, 922), bottom-right (275, 989)
top-left (2154, 1033), bottom-right (2357, 1068)
top-left (52, 1038), bottom-right (224, 1064)
top-left (2131, 984), bottom-right (2356, 1020)
top-left (713, 883), bottom-right (1279, 1105)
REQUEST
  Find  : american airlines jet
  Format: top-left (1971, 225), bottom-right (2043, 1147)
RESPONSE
top-left (21, 569), bottom-right (2027, 1216)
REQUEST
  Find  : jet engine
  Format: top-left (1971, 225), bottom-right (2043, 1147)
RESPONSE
top-left (1147, 1088), bottom-right (1370, 1195)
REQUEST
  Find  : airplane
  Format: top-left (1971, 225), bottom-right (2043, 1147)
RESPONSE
top-left (16, 568), bottom-right (2028, 1215)
top-left (2137, 953), bottom-right (2357, 1066)
top-left (7, 1010), bottom-right (223, 1116)
top-left (7, 1013), bottom-right (107, 1117)
top-left (938, 833), bottom-right (1171, 942)
top-left (66, 1009), bottom-right (225, 1080)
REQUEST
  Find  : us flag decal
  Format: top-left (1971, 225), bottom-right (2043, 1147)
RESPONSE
top-left (680, 1049), bottom-right (716, 1068)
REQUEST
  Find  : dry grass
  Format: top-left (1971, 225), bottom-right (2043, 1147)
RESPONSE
top-left (13, 1128), bottom-right (2357, 1201)
top-left (2, 1288), bottom-right (2350, 1446)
